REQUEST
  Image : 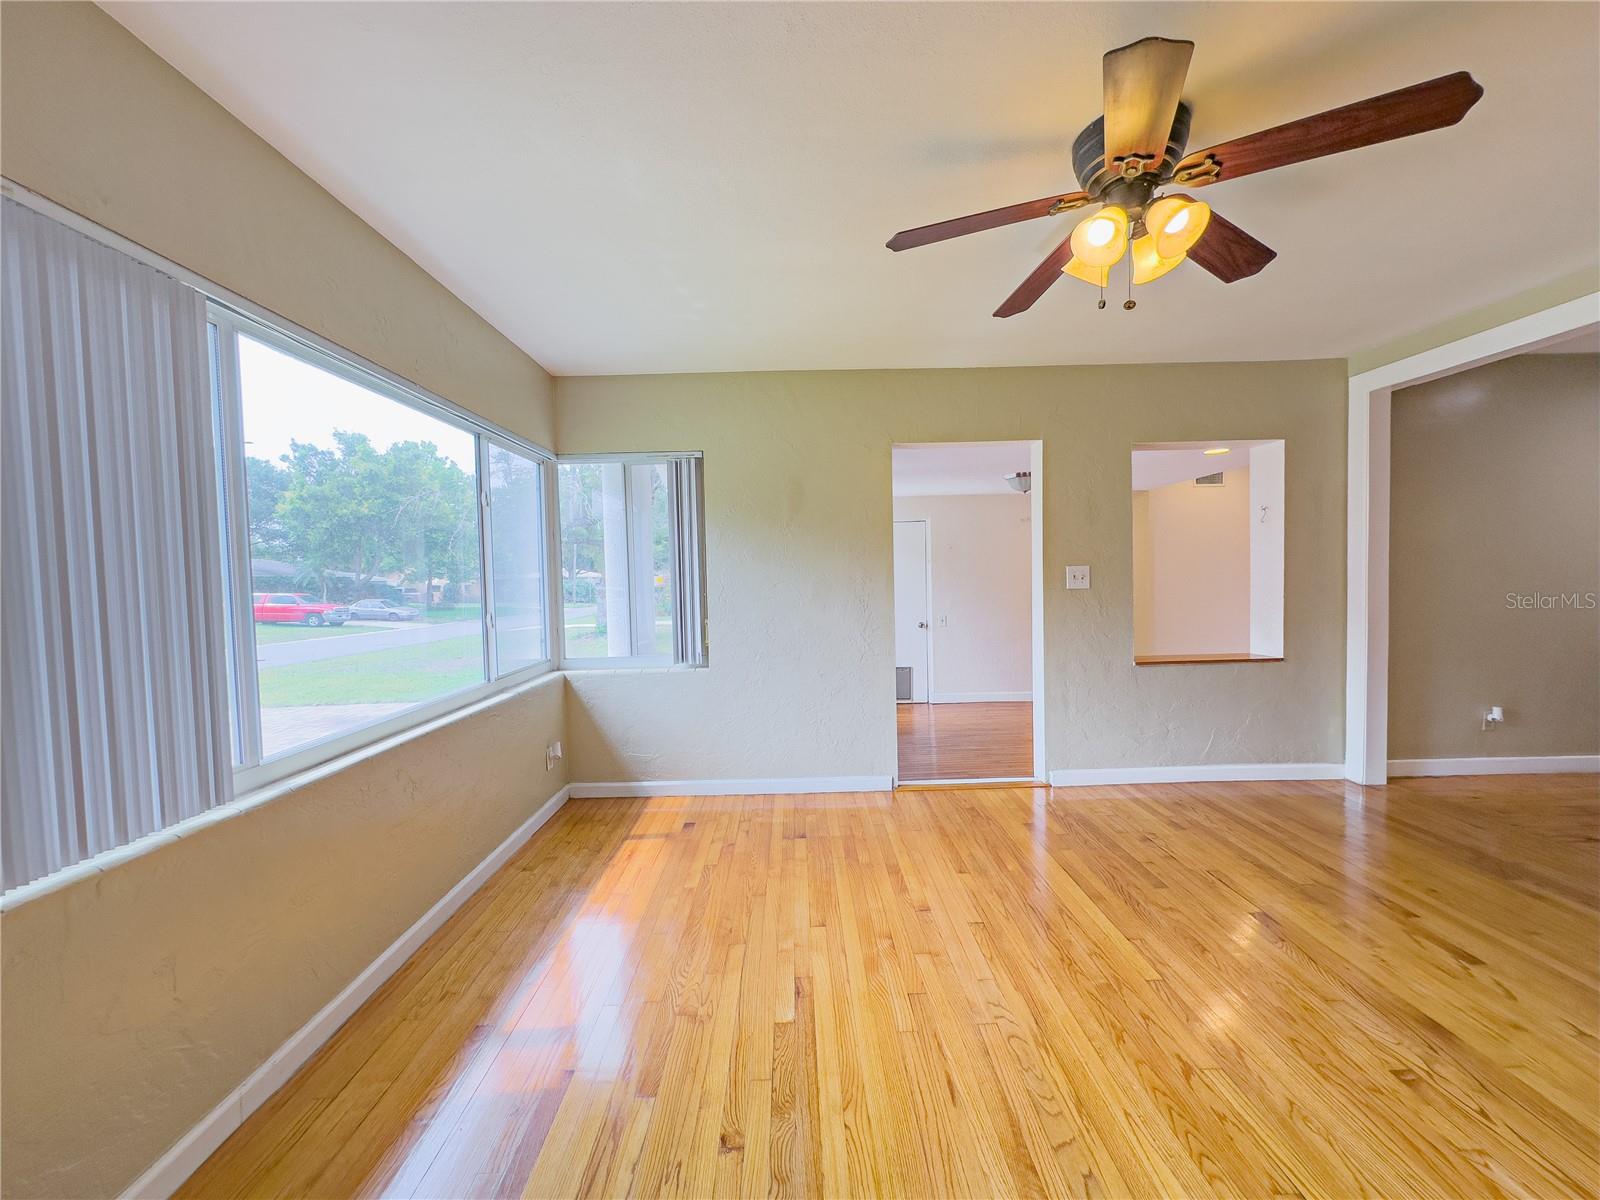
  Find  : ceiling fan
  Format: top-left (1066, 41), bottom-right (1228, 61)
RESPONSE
top-left (886, 38), bottom-right (1483, 316)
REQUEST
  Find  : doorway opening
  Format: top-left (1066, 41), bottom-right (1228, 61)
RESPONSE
top-left (1346, 295), bottom-right (1598, 783)
top-left (892, 441), bottom-right (1044, 783)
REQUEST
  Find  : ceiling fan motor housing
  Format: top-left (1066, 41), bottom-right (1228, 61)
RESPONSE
top-left (1072, 101), bottom-right (1193, 209)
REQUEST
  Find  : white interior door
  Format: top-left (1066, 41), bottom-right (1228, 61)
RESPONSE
top-left (893, 520), bottom-right (930, 702)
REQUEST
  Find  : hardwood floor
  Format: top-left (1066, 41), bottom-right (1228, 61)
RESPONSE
top-left (896, 700), bottom-right (1032, 780)
top-left (178, 774), bottom-right (1599, 1199)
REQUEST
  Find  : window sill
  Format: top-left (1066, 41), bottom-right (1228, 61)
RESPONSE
top-left (1134, 653), bottom-right (1284, 665)
top-left (0, 671), bottom-right (563, 913)
top-left (233, 660), bottom-right (556, 794)
top-left (561, 661), bottom-right (706, 675)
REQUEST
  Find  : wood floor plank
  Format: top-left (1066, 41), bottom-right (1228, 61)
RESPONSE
top-left (177, 775), bottom-right (1600, 1199)
top-left (897, 700), bottom-right (1033, 780)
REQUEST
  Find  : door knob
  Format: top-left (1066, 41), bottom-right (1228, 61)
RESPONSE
top-left (917, 621), bottom-right (928, 629)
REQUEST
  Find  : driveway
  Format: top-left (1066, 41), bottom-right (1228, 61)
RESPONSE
top-left (256, 618), bottom-right (482, 666)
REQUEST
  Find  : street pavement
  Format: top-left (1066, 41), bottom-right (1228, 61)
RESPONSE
top-left (255, 618), bottom-right (481, 666)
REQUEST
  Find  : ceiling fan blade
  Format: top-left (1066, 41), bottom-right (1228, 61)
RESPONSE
top-left (1172, 71), bottom-right (1483, 188)
top-left (993, 230), bottom-right (1076, 318)
top-left (1103, 37), bottom-right (1195, 175)
top-left (886, 193), bottom-right (1090, 251)
top-left (1184, 206), bottom-right (1277, 282)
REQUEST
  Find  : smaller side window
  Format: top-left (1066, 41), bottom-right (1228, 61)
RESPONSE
top-left (557, 456), bottom-right (705, 666)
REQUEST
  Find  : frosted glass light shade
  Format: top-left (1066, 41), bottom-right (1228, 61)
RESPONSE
top-left (1145, 196), bottom-right (1210, 259)
top-left (1130, 234), bottom-right (1183, 285)
top-left (1069, 206), bottom-right (1130, 268)
top-left (1062, 256), bottom-right (1111, 287)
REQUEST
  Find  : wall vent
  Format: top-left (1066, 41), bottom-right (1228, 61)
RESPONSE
top-left (1193, 471), bottom-right (1225, 487)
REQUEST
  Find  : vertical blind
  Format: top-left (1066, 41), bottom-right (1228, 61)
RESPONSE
top-left (1, 199), bottom-right (232, 890)
top-left (671, 456), bottom-right (707, 667)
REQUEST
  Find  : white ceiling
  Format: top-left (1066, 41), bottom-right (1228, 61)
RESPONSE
top-left (893, 442), bottom-right (1032, 497)
top-left (104, 2), bottom-right (1600, 377)
top-left (1132, 440), bottom-right (1276, 491)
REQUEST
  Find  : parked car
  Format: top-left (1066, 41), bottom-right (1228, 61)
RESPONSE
top-left (348, 598), bottom-right (420, 621)
top-left (252, 592), bottom-right (350, 626)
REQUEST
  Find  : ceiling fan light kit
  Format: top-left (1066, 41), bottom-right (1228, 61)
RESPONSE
top-left (1145, 195), bottom-right (1211, 259)
top-left (1069, 205), bottom-right (1131, 267)
top-left (886, 36), bottom-right (1483, 319)
top-left (1130, 234), bottom-right (1183, 286)
top-left (1064, 256), bottom-right (1112, 288)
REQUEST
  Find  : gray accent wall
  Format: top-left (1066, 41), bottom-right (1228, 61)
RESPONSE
top-left (1390, 353), bottom-right (1600, 760)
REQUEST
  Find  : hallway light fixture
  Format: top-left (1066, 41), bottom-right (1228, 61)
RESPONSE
top-left (1004, 471), bottom-right (1032, 494)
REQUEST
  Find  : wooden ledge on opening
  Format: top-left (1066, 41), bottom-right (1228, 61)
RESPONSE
top-left (1134, 652), bottom-right (1284, 665)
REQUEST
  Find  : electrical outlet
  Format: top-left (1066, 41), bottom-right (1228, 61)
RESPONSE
top-left (546, 740), bottom-right (563, 770)
top-left (1065, 564), bottom-right (1090, 590)
top-left (1482, 706), bottom-right (1504, 731)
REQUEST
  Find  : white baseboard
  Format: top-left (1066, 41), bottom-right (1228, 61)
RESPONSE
top-left (1049, 762), bottom-right (1343, 787)
top-left (930, 691), bottom-right (1032, 704)
top-left (120, 783), bottom-right (572, 1200)
top-left (569, 776), bottom-right (893, 798)
top-left (1388, 755), bottom-right (1600, 778)
top-left (897, 776), bottom-right (1041, 787)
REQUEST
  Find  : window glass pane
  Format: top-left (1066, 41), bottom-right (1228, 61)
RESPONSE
top-left (207, 321), bottom-right (245, 766)
top-left (487, 444), bottom-right (547, 673)
top-left (558, 461), bottom-right (629, 657)
top-left (238, 334), bottom-right (485, 757)
top-left (637, 462), bottom-right (675, 656)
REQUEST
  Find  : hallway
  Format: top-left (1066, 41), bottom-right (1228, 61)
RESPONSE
top-left (896, 700), bottom-right (1033, 781)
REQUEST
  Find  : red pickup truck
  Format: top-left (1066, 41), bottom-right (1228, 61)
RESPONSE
top-left (252, 593), bottom-right (351, 627)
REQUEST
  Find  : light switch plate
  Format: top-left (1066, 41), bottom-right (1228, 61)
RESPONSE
top-left (1065, 565), bottom-right (1090, 590)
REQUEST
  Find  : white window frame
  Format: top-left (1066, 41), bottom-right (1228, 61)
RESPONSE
top-left (208, 303), bottom-right (558, 795)
top-left (480, 433), bottom-right (555, 677)
top-left (556, 452), bottom-right (706, 670)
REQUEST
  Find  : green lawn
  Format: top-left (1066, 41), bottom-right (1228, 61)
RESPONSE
top-left (562, 617), bottom-right (673, 659)
top-left (253, 622), bottom-right (370, 645)
top-left (564, 626), bottom-right (608, 658)
top-left (258, 634), bottom-right (483, 705)
top-left (416, 604), bottom-right (482, 625)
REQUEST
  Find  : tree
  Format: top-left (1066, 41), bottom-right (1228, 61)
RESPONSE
top-left (274, 432), bottom-right (405, 598)
top-left (259, 432), bottom-right (480, 606)
top-left (245, 455), bottom-right (292, 557)
top-left (383, 440), bottom-right (478, 608)
top-left (558, 461), bottom-right (605, 606)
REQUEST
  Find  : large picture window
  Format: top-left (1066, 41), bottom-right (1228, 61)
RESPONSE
top-left (4, 193), bottom-right (710, 893)
top-left (211, 307), bottom-right (555, 777)
top-left (558, 456), bottom-right (705, 666)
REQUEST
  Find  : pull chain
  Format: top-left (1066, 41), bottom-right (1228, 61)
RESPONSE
top-left (1123, 249), bottom-right (1136, 311)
